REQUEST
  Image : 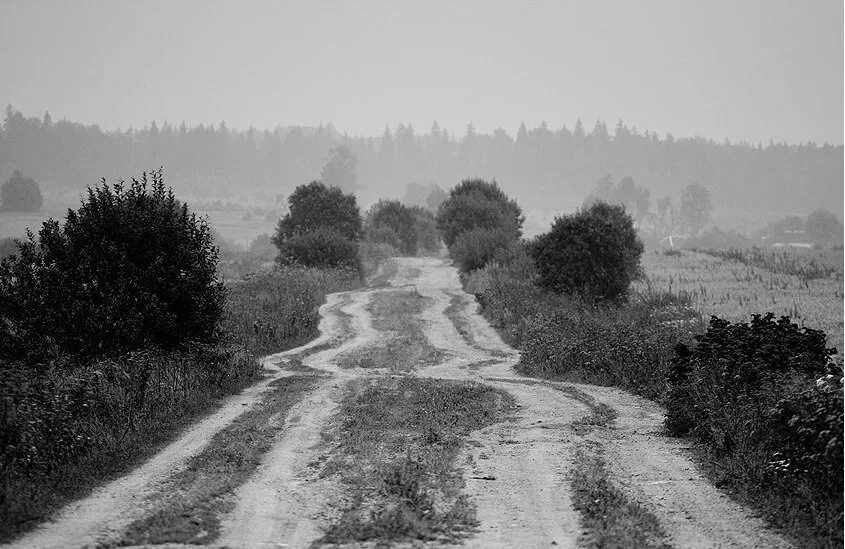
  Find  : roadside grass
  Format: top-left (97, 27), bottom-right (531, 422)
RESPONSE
top-left (572, 445), bottom-right (672, 549)
top-left (341, 290), bottom-right (442, 371)
top-left (118, 375), bottom-right (318, 546)
top-left (225, 267), bottom-right (360, 357)
top-left (316, 377), bottom-right (516, 546)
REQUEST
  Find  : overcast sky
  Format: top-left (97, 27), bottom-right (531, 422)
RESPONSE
top-left (1, 0), bottom-right (842, 144)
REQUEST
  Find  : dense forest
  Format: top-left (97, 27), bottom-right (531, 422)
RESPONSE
top-left (1, 106), bottom-right (841, 233)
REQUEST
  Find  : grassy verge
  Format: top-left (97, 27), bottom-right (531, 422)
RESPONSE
top-left (316, 377), bottom-right (516, 546)
top-left (572, 445), bottom-right (671, 549)
top-left (118, 375), bottom-right (318, 546)
top-left (341, 290), bottom-right (442, 371)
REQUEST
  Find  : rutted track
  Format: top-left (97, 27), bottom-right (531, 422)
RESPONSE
top-left (3, 257), bottom-right (793, 549)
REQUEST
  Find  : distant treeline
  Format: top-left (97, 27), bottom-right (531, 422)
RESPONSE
top-left (1, 106), bottom-right (841, 218)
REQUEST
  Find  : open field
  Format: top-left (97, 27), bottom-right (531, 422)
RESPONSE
top-left (634, 249), bottom-right (844, 354)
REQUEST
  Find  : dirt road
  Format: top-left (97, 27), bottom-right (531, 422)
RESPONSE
top-left (4, 257), bottom-right (793, 549)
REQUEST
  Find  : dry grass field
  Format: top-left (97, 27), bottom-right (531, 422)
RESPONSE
top-left (634, 249), bottom-right (844, 354)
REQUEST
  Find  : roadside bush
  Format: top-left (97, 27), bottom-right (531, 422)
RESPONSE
top-left (449, 227), bottom-right (515, 274)
top-left (273, 181), bottom-right (361, 242)
top-left (410, 207), bottom-right (441, 254)
top-left (665, 314), bottom-right (836, 439)
top-left (367, 200), bottom-right (418, 255)
top-left (0, 170), bottom-right (42, 212)
top-left (665, 313), bottom-right (842, 544)
top-left (436, 179), bottom-right (523, 248)
top-left (0, 169), bottom-right (224, 362)
top-left (276, 228), bottom-right (360, 271)
top-left (530, 202), bottom-right (643, 302)
top-left (365, 223), bottom-right (402, 249)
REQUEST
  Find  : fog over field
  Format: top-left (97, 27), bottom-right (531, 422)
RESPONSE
top-left (1, 0), bottom-right (842, 243)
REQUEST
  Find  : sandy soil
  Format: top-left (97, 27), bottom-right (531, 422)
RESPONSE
top-left (4, 256), bottom-right (794, 549)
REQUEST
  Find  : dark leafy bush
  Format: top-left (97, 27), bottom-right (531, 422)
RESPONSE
top-left (0, 169), bottom-right (224, 362)
top-left (664, 313), bottom-right (842, 545)
top-left (449, 228), bottom-right (516, 274)
top-left (367, 200), bottom-right (417, 254)
top-left (276, 228), bottom-right (360, 270)
top-left (530, 202), bottom-right (643, 302)
top-left (768, 375), bottom-right (843, 497)
top-left (436, 179), bottom-right (523, 248)
top-left (274, 181), bottom-right (362, 242)
top-left (666, 313), bottom-right (836, 439)
top-left (0, 170), bottom-right (42, 212)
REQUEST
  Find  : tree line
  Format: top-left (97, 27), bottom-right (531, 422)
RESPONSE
top-left (1, 106), bottom-right (841, 220)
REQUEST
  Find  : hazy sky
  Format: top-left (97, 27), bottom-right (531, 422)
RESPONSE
top-left (2, 0), bottom-right (842, 144)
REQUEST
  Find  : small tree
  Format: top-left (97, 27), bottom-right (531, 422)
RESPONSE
top-left (0, 170), bottom-right (43, 212)
top-left (436, 178), bottom-right (523, 247)
top-left (0, 169), bottom-right (224, 361)
top-left (273, 181), bottom-right (362, 243)
top-left (679, 183), bottom-right (712, 236)
top-left (367, 200), bottom-right (417, 255)
top-left (806, 209), bottom-right (843, 246)
top-left (531, 202), bottom-right (643, 301)
top-left (320, 146), bottom-right (357, 192)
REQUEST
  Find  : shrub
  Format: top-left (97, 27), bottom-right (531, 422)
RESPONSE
top-left (0, 170), bottom-right (42, 212)
top-left (0, 170), bottom-right (224, 362)
top-left (530, 202), bottom-right (643, 302)
top-left (276, 228), bottom-right (360, 270)
top-left (664, 313), bottom-right (842, 543)
top-left (409, 207), bottom-right (441, 254)
top-left (449, 227), bottom-right (515, 273)
top-left (665, 313), bottom-right (836, 444)
top-left (273, 181), bottom-right (362, 242)
top-left (367, 200), bottom-right (417, 254)
top-left (365, 223), bottom-right (402, 249)
top-left (436, 179), bottom-right (523, 248)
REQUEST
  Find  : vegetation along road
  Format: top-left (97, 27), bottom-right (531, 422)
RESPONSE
top-left (5, 258), bottom-right (793, 549)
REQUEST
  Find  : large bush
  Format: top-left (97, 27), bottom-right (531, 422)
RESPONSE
top-left (449, 227), bottom-right (516, 273)
top-left (274, 181), bottom-right (361, 242)
top-left (665, 313), bottom-right (842, 543)
top-left (276, 228), bottom-right (360, 270)
top-left (0, 170), bottom-right (43, 213)
top-left (530, 202), bottom-right (643, 302)
top-left (366, 200), bottom-right (418, 255)
top-left (0, 170), bottom-right (224, 362)
top-left (665, 313), bottom-right (836, 442)
top-left (436, 179), bottom-right (523, 248)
